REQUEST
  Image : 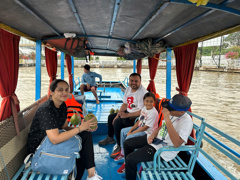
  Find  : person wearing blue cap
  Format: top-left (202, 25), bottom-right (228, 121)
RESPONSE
top-left (121, 94), bottom-right (193, 180)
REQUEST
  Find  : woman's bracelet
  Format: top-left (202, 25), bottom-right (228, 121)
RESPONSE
top-left (78, 126), bottom-right (82, 133)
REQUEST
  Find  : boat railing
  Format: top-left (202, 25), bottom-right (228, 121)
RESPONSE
top-left (102, 83), bottom-right (106, 92)
top-left (189, 111), bottom-right (239, 180)
top-left (189, 112), bottom-right (239, 180)
top-left (73, 78), bottom-right (128, 96)
top-left (122, 77), bottom-right (128, 87)
top-left (140, 111), bottom-right (239, 180)
top-left (20, 95), bottom-right (47, 115)
top-left (74, 77), bottom-right (81, 90)
top-left (198, 122), bottom-right (240, 180)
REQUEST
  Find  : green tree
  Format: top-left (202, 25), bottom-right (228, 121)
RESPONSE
top-left (117, 57), bottom-right (127, 60)
top-left (201, 46), bottom-right (220, 56)
top-left (225, 32), bottom-right (240, 46)
top-left (221, 43), bottom-right (229, 55)
top-left (75, 57), bottom-right (86, 60)
top-left (227, 46), bottom-right (240, 54)
top-left (225, 46), bottom-right (240, 60)
top-left (196, 49), bottom-right (201, 60)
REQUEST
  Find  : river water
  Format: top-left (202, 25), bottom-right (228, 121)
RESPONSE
top-left (1, 67), bottom-right (239, 178)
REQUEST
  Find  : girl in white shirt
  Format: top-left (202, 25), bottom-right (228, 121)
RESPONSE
top-left (115, 92), bottom-right (158, 171)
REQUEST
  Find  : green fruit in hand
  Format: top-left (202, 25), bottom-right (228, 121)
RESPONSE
top-left (84, 113), bottom-right (98, 130)
top-left (114, 109), bottom-right (119, 113)
top-left (110, 108), bottom-right (115, 114)
top-left (70, 114), bottom-right (81, 125)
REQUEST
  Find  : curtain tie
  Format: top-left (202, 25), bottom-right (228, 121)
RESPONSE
top-left (149, 79), bottom-right (154, 82)
top-left (152, 57), bottom-right (167, 62)
top-left (176, 87), bottom-right (188, 95)
top-left (2, 94), bottom-right (19, 105)
top-left (49, 75), bottom-right (57, 82)
top-left (50, 75), bottom-right (57, 78)
top-left (152, 54), bottom-right (167, 62)
top-left (2, 93), bottom-right (20, 135)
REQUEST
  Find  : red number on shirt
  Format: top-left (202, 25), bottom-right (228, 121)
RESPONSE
top-left (127, 96), bottom-right (134, 109)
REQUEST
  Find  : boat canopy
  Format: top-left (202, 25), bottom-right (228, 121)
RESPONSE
top-left (0, 0), bottom-right (240, 57)
top-left (0, 0), bottom-right (239, 137)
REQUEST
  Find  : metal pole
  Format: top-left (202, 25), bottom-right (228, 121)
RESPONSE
top-left (218, 36), bottom-right (223, 68)
top-left (166, 48), bottom-right (172, 99)
top-left (133, 59), bottom-right (136, 73)
top-left (200, 42), bottom-right (203, 67)
top-left (71, 56), bottom-right (74, 87)
top-left (61, 52), bottom-right (65, 79)
top-left (35, 40), bottom-right (42, 100)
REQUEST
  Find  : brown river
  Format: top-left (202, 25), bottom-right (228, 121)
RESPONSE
top-left (0, 67), bottom-right (239, 178)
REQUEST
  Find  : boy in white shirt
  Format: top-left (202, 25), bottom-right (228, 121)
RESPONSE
top-left (120, 94), bottom-right (193, 179)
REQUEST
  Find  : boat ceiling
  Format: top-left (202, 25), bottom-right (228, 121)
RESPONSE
top-left (0, 0), bottom-right (240, 57)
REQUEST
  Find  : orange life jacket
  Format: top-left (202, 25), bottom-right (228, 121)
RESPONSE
top-left (65, 94), bottom-right (83, 122)
top-left (156, 98), bottom-right (169, 127)
top-left (155, 93), bottom-right (160, 99)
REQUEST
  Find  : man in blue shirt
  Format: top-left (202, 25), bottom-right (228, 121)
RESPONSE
top-left (80, 64), bottom-right (102, 104)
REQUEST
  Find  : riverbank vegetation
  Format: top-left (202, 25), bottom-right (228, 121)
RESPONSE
top-left (197, 32), bottom-right (240, 58)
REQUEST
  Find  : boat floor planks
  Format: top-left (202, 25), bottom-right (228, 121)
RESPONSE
top-left (82, 135), bottom-right (127, 180)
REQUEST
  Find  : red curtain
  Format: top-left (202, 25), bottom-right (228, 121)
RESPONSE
top-left (45, 47), bottom-right (57, 97)
top-left (0, 29), bottom-right (20, 134)
top-left (147, 53), bottom-right (159, 94)
top-left (65, 54), bottom-right (73, 93)
top-left (137, 59), bottom-right (142, 74)
top-left (174, 42), bottom-right (198, 145)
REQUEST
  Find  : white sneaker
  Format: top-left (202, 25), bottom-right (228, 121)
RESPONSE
top-left (86, 171), bottom-right (103, 180)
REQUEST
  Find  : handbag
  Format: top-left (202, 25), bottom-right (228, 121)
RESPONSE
top-left (30, 130), bottom-right (81, 177)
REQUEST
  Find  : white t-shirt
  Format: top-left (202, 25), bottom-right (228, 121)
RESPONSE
top-left (138, 106), bottom-right (158, 135)
top-left (122, 85), bottom-right (148, 113)
top-left (150, 113), bottom-right (193, 162)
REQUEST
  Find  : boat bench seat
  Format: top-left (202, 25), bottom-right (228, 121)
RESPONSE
top-left (0, 96), bottom-right (52, 180)
top-left (97, 90), bottom-right (111, 99)
top-left (141, 155), bottom-right (188, 172)
top-left (10, 99), bottom-right (75, 180)
top-left (13, 163), bottom-right (69, 180)
top-left (139, 146), bottom-right (197, 180)
top-left (139, 112), bottom-right (205, 180)
top-left (141, 170), bottom-right (195, 180)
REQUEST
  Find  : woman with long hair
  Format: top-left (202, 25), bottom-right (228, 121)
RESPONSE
top-left (27, 79), bottom-right (102, 180)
